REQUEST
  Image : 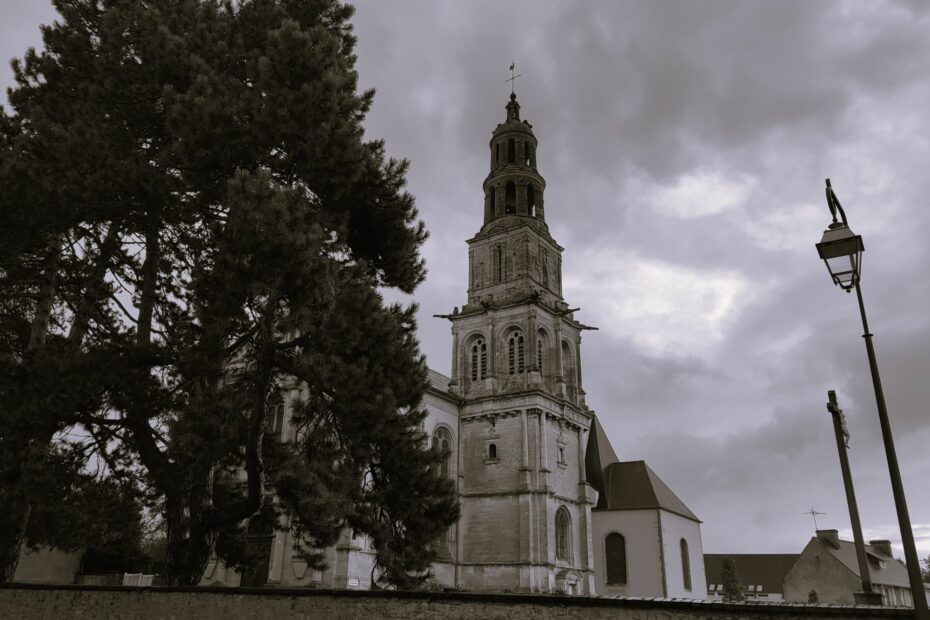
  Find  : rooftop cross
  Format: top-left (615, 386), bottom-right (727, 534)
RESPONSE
top-left (506, 61), bottom-right (522, 95)
top-left (803, 508), bottom-right (827, 531)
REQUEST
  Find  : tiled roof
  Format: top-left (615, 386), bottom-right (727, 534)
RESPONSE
top-left (595, 460), bottom-right (700, 522)
top-left (703, 554), bottom-right (799, 594)
top-left (813, 537), bottom-right (910, 588)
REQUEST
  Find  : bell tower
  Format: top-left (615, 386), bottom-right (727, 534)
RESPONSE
top-left (469, 92), bottom-right (562, 313)
top-left (483, 93), bottom-right (546, 223)
top-left (445, 91), bottom-right (598, 594)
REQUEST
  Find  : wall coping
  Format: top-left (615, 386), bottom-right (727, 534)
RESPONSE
top-left (0, 583), bottom-right (914, 617)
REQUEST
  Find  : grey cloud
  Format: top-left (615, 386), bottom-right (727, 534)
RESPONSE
top-left (3, 0), bottom-right (929, 559)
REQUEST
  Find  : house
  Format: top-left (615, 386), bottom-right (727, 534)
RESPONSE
top-left (703, 553), bottom-right (799, 602)
top-left (783, 529), bottom-right (915, 607)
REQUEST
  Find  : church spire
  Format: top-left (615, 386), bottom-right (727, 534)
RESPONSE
top-left (482, 91), bottom-right (546, 227)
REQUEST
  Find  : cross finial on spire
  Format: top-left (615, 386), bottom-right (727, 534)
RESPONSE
top-left (506, 61), bottom-right (522, 95)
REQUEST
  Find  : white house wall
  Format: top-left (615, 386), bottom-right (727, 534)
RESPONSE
top-left (591, 508), bottom-right (705, 600)
top-left (591, 509), bottom-right (663, 597)
top-left (660, 510), bottom-right (706, 600)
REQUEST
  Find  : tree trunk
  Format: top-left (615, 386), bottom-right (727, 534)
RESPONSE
top-left (0, 500), bottom-right (31, 582)
top-left (136, 228), bottom-right (159, 346)
top-left (163, 494), bottom-right (214, 587)
top-left (28, 237), bottom-right (61, 348)
top-left (67, 227), bottom-right (120, 345)
top-left (3, 236), bottom-right (62, 581)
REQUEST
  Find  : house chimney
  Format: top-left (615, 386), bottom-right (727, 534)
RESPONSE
top-left (869, 540), bottom-right (893, 557)
top-left (816, 529), bottom-right (840, 548)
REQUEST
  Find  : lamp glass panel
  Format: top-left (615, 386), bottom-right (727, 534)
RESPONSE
top-left (824, 251), bottom-right (860, 289)
top-left (825, 254), bottom-right (856, 277)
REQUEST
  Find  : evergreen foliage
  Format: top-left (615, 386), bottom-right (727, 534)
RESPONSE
top-left (0, 0), bottom-right (457, 587)
top-left (720, 556), bottom-right (744, 602)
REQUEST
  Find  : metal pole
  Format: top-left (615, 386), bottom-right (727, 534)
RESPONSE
top-left (826, 390), bottom-right (882, 605)
top-left (854, 282), bottom-right (929, 616)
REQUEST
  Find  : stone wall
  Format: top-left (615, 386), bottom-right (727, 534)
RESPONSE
top-left (0, 584), bottom-right (914, 620)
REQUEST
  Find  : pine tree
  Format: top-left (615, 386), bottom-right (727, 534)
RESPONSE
top-left (720, 556), bottom-right (744, 602)
top-left (1, 0), bottom-right (457, 586)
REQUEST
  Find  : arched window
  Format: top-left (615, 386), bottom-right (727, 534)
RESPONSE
top-left (432, 427), bottom-right (453, 479)
top-left (527, 184), bottom-right (536, 217)
top-left (680, 538), bottom-right (691, 591)
top-left (266, 393), bottom-right (285, 437)
top-left (470, 337), bottom-right (487, 381)
top-left (495, 142), bottom-right (500, 163)
top-left (561, 341), bottom-right (575, 385)
top-left (508, 331), bottom-right (525, 374)
top-left (555, 507), bottom-right (572, 561)
top-left (488, 443), bottom-right (497, 459)
top-left (505, 182), bottom-right (516, 214)
top-left (507, 138), bottom-right (515, 163)
top-left (537, 328), bottom-right (548, 373)
top-left (489, 186), bottom-right (496, 214)
top-left (605, 533), bottom-right (627, 585)
top-left (526, 143), bottom-right (535, 166)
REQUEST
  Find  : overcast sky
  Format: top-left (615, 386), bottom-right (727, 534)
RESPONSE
top-left (3, 1), bottom-right (929, 562)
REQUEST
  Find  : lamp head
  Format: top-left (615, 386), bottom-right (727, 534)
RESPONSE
top-left (816, 223), bottom-right (864, 292)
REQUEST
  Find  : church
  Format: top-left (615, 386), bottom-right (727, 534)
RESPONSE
top-left (201, 92), bottom-right (707, 598)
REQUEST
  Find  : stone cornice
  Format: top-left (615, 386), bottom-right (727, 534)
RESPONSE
top-left (460, 402), bottom-right (592, 432)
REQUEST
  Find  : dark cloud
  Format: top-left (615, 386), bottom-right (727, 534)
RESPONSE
top-left (3, 0), bottom-right (928, 559)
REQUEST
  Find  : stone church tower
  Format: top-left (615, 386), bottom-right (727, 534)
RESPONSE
top-left (446, 92), bottom-right (598, 594)
top-left (200, 91), bottom-right (706, 599)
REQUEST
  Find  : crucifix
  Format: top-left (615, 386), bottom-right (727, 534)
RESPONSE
top-left (506, 61), bottom-right (522, 94)
top-left (803, 508), bottom-right (826, 531)
top-left (825, 388), bottom-right (879, 603)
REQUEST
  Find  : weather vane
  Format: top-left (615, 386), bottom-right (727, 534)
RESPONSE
top-left (506, 61), bottom-right (522, 95)
top-left (803, 508), bottom-right (826, 531)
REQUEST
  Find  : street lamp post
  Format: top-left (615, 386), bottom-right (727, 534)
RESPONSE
top-left (816, 179), bottom-right (929, 617)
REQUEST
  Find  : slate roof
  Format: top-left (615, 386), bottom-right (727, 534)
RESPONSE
top-left (811, 536), bottom-right (910, 588)
top-left (426, 369), bottom-right (452, 394)
top-left (584, 414), bottom-right (619, 498)
top-left (703, 554), bottom-right (799, 594)
top-left (596, 460), bottom-right (701, 522)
